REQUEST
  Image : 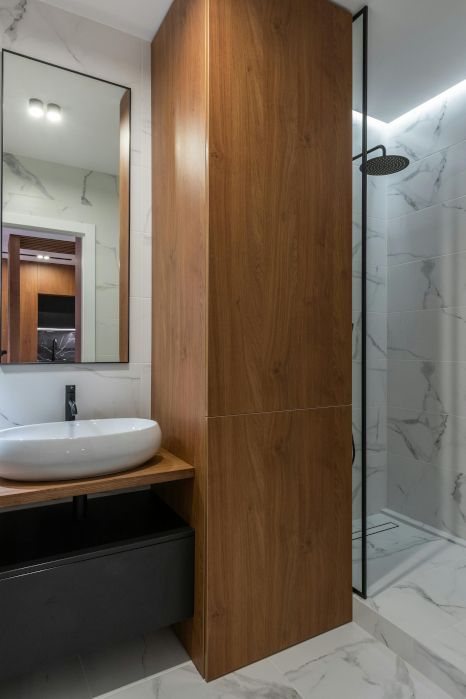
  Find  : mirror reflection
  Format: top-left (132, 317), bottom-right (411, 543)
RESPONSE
top-left (1, 51), bottom-right (130, 364)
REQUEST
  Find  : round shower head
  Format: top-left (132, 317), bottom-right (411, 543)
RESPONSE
top-left (360, 154), bottom-right (410, 176)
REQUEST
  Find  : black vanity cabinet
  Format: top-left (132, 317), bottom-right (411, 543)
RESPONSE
top-left (0, 491), bottom-right (194, 680)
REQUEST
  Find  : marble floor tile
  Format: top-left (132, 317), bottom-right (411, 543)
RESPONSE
top-left (416, 618), bottom-right (466, 697)
top-left (270, 622), bottom-right (448, 699)
top-left (102, 658), bottom-right (302, 699)
top-left (355, 511), bottom-right (466, 698)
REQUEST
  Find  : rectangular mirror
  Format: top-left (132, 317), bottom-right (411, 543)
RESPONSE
top-left (1, 51), bottom-right (130, 364)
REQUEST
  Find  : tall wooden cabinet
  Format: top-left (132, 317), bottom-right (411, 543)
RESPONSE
top-left (152, 0), bottom-right (352, 681)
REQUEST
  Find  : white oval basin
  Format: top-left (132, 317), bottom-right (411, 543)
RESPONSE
top-left (0, 418), bottom-right (162, 482)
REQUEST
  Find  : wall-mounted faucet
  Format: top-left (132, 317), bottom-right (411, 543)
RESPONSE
top-left (65, 385), bottom-right (78, 421)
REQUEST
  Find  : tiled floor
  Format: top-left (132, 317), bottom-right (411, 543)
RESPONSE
top-left (102, 623), bottom-right (451, 698)
top-left (355, 511), bottom-right (466, 698)
top-left (0, 623), bottom-right (449, 698)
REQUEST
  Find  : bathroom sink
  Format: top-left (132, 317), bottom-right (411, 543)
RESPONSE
top-left (0, 418), bottom-right (162, 482)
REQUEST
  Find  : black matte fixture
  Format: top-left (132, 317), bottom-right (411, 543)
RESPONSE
top-left (65, 384), bottom-right (78, 421)
top-left (353, 144), bottom-right (410, 176)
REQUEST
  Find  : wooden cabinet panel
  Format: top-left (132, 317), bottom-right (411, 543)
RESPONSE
top-left (36, 263), bottom-right (75, 296)
top-left (151, 0), bottom-right (208, 674)
top-left (206, 406), bottom-right (352, 679)
top-left (208, 0), bottom-right (352, 416)
top-left (151, 0), bottom-right (352, 681)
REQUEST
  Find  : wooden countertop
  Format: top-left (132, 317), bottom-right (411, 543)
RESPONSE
top-left (0, 448), bottom-right (194, 509)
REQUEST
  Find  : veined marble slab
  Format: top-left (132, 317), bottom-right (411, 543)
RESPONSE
top-left (355, 512), bottom-right (466, 699)
top-left (388, 84), bottom-right (466, 165)
top-left (388, 194), bottom-right (466, 266)
top-left (270, 622), bottom-right (449, 699)
top-left (388, 250), bottom-right (466, 312)
top-left (388, 139), bottom-right (466, 219)
top-left (388, 306), bottom-right (466, 362)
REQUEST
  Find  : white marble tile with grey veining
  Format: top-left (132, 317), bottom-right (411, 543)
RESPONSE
top-left (353, 519), bottom-right (466, 699)
top-left (414, 619), bottom-right (466, 699)
top-left (387, 84), bottom-right (466, 165)
top-left (0, 363), bottom-right (147, 428)
top-left (387, 452), bottom-right (466, 540)
top-left (353, 312), bottom-right (387, 367)
top-left (387, 404), bottom-right (466, 470)
top-left (388, 306), bottom-right (466, 362)
top-left (388, 250), bottom-right (466, 312)
top-left (353, 155), bottom-right (387, 222)
top-left (353, 264), bottom-right (387, 314)
top-left (270, 622), bottom-right (448, 699)
top-left (103, 658), bottom-right (302, 699)
top-left (352, 360), bottom-right (387, 410)
top-left (388, 359), bottom-right (466, 419)
top-left (387, 139), bottom-right (466, 219)
top-left (387, 194), bottom-right (466, 266)
top-left (353, 217), bottom-right (387, 274)
top-left (353, 514), bottom-right (440, 595)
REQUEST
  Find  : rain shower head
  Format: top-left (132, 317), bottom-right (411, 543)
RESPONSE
top-left (353, 144), bottom-right (410, 176)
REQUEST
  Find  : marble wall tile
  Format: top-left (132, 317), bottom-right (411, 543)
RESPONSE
top-left (388, 251), bottom-right (466, 313)
top-left (353, 264), bottom-right (387, 314)
top-left (387, 194), bottom-right (466, 266)
top-left (387, 453), bottom-right (466, 539)
top-left (0, 363), bottom-right (148, 427)
top-left (387, 405), bottom-right (466, 469)
top-left (0, 0), bottom-right (152, 421)
top-left (353, 311), bottom-right (387, 366)
top-left (129, 298), bottom-right (151, 365)
top-left (353, 217), bottom-right (387, 274)
top-left (353, 168), bottom-right (388, 220)
top-left (352, 403), bottom-right (387, 517)
top-left (388, 359), bottom-right (466, 418)
top-left (352, 360), bottom-right (387, 409)
top-left (387, 139), bottom-right (466, 219)
top-left (387, 83), bottom-right (466, 164)
top-left (130, 232), bottom-right (152, 299)
top-left (388, 306), bottom-right (466, 362)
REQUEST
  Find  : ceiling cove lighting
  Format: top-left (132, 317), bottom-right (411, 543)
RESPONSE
top-left (28, 98), bottom-right (45, 119)
top-left (46, 103), bottom-right (62, 123)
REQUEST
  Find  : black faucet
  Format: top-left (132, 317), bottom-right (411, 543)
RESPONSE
top-left (65, 385), bottom-right (78, 421)
top-left (51, 337), bottom-right (58, 363)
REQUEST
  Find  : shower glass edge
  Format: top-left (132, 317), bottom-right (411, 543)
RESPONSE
top-left (352, 5), bottom-right (368, 599)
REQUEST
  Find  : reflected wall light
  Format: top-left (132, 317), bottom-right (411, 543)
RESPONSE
top-left (28, 98), bottom-right (45, 118)
top-left (46, 103), bottom-right (62, 123)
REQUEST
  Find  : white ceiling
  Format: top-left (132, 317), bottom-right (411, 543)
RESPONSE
top-left (336, 0), bottom-right (466, 122)
top-left (39, 0), bottom-right (173, 41)
top-left (38, 1), bottom-right (466, 124)
top-left (3, 52), bottom-right (126, 174)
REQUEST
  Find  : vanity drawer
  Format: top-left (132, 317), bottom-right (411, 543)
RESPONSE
top-left (0, 492), bottom-right (194, 680)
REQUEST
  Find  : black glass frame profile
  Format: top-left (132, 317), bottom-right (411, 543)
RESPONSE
top-left (352, 6), bottom-right (368, 600)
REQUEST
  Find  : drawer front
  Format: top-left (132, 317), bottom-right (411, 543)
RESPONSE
top-left (0, 535), bottom-right (194, 679)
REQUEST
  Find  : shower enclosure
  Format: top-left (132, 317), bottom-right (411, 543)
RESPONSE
top-left (353, 5), bottom-right (466, 695)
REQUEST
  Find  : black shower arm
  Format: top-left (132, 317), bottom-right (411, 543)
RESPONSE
top-left (352, 144), bottom-right (387, 162)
